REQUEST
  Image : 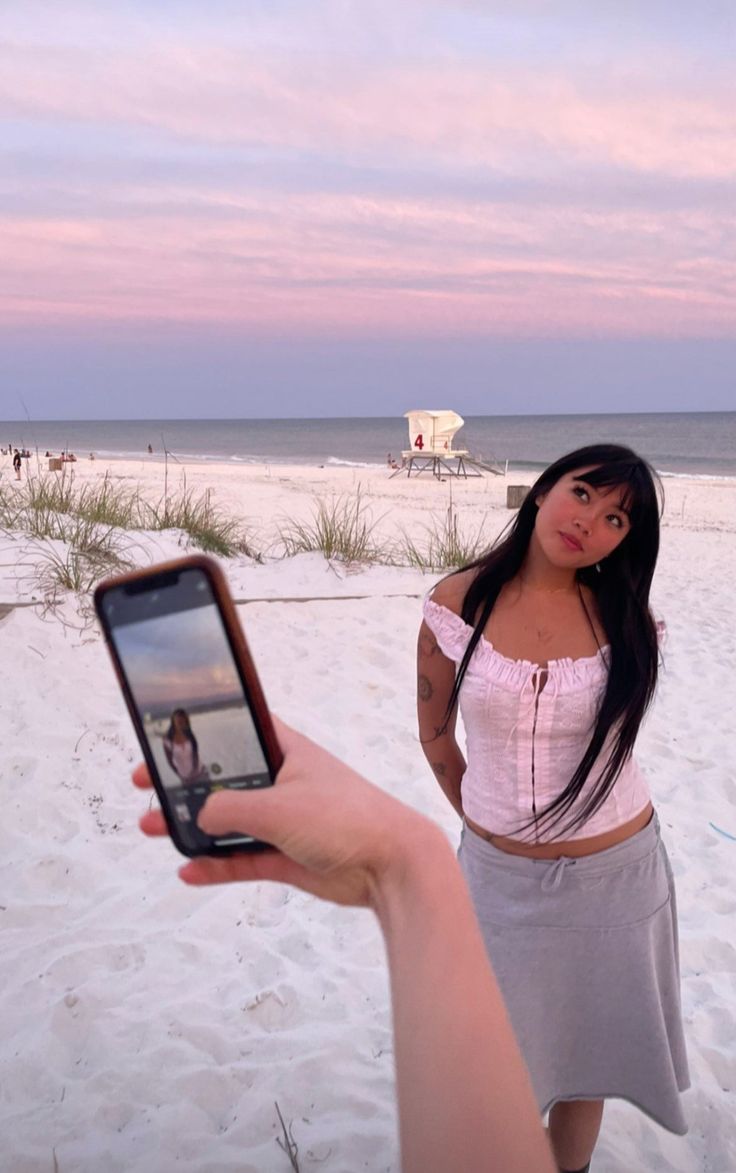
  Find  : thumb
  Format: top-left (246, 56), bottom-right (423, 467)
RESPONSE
top-left (197, 785), bottom-right (287, 844)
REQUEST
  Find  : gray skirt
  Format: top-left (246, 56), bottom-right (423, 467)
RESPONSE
top-left (458, 812), bottom-right (690, 1134)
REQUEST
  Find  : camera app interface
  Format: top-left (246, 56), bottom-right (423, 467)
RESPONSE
top-left (105, 569), bottom-right (272, 850)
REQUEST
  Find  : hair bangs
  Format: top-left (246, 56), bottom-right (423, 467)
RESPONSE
top-left (578, 461), bottom-right (661, 529)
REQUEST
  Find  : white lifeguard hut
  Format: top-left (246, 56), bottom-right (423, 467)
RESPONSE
top-left (398, 409), bottom-right (478, 479)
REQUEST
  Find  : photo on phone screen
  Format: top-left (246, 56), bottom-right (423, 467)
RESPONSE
top-left (99, 565), bottom-right (275, 854)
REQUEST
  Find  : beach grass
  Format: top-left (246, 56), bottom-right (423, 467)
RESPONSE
top-left (396, 501), bottom-right (489, 570)
top-left (0, 471), bottom-right (262, 600)
top-left (143, 487), bottom-right (260, 560)
top-left (277, 487), bottom-right (390, 563)
top-left (1, 470), bottom-right (489, 602)
top-left (1, 472), bottom-right (260, 561)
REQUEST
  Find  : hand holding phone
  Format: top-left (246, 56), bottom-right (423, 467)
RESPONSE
top-left (132, 715), bottom-right (442, 908)
top-left (95, 555), bottom-right (282, 857)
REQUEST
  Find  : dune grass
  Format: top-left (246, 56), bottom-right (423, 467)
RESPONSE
top-left (143, 487), bottom-right (259, 559)
top-left (1, 469), bottom-right (488, 603)
top-left (278, 487), bottom-right (390, 563)
top-left (397, 501), bottom-right (489, 570)
top-left (0, 470), bottom-right (261, 598)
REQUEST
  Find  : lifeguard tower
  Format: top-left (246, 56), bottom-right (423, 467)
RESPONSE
top-left (397, 410), bottom-right (479, 479)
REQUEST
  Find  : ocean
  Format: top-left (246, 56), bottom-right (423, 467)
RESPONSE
top-left (2, 413), bottom-right (735, 479)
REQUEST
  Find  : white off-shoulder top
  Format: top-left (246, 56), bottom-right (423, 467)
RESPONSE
top-left (422, 597), bottom-right (652, 843)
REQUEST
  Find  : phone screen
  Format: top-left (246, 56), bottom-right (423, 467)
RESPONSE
top-left (100, 565), bottom-right (273, 854)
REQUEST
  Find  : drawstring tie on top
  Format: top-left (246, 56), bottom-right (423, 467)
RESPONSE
top-left (504, 668), bottom-right (560, 750)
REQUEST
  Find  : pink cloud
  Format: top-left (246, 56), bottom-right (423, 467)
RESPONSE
top-left (2, 195), bottom-right (733, 337)
top-left (1, 43), bottom-right (735, 179)
top-left (2, 24), bottom-right (734, 340)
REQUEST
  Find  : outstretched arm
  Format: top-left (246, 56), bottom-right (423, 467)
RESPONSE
top-left (132, 719), bottom-right (553, 1173)
top-left (376, 828), bottom-right (554, 1173)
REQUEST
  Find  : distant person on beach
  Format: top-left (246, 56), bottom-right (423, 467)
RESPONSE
top-left (162, 709), bottom-right (209, 784)
top-left (13, 449), bottom-right (22, 480)
top-left (131, 718), bottom-right (556, 1173)
top-left (147, 444), bottom-right (153, 454)
top-left (417, 444), bottom-right (689, 1172)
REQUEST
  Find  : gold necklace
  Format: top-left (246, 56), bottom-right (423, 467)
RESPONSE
top-left (518, 578), bottom-right (577, 596)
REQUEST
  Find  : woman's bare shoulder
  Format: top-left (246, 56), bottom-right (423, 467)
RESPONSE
top-left (429, 568), bottom-right (478, 616)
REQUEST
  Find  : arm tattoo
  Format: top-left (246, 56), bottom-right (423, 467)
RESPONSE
top-left (418, 630), bottom-right (440, 658)
top-left (418, 673), bottom-right (433, 702)
top-left (431, 762), bottom-right (447, 778)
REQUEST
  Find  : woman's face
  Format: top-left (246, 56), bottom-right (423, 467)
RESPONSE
top-left (173, 712), bottom-right (188, 733)
top-left (533, 466), bottom-right (632, 569)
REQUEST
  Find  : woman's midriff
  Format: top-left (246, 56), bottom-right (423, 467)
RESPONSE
top-left (464, 801), bottom-right (654, 860)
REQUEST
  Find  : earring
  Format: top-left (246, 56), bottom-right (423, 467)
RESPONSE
top-left (595, 562), bottom-right (602, 574)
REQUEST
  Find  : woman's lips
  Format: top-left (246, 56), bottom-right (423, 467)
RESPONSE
top-left (560, 531), bottom-right (583, 551)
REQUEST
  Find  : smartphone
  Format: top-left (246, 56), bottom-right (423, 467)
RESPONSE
top-left (94, 555), bottom-right (283, 857)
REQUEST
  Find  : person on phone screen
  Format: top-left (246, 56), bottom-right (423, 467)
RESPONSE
top-left (132, 719), bottom-right (557, 1173)
top-left (163, 709), bottom-right (208, 784)
top-left (417, 444), bottom-right (690, 1173)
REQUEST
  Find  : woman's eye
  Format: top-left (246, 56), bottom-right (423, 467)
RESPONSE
top-left (608, 515), bottom-right (623, 528)
top-left (573, 485), bottom-right (588, 499)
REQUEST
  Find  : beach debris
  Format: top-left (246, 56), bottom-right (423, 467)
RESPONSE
top-left (507, 484), bottom-right (531, 509)
top-left (709, 822), bottom-right (736, 841)
top-left (74, 728), bottom-right (93, 754)
top-left (274, 1101), bottom-right (300, 1171)
top-left (245, 989), bottom-right (287, 1011)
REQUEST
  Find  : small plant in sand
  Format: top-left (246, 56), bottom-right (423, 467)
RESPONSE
top-left (278, 487), bottom-right (388, 563)
top-left (9, 469), bottom-right (78, 539)
top-left (144, 486), bottom-right (261, 559)
top-left (75, 473), bottom-right (143, 530)
top-left (34, 533), bottom-right (133, 595)
top-left (397, 501), bottom-right (489, 570)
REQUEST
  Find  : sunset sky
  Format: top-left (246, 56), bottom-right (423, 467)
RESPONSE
top-left (2, 1), bottom-right (735, 417)
top-left (113, 604), bottom-right (243, 712)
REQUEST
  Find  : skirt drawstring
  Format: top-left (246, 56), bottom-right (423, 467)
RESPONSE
top-left (541, 855), bottom-right (576, 892)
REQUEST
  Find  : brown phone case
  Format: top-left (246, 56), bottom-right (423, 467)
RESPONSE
top-left (94, 554), bottom-right (283, 856)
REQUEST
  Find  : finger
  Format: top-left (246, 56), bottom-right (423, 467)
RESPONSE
top-left (270, 713), bottom-right (302, 755)
top-left (179, 850), bottom-right (315, 891)
top-left (132, 762), bottom-right (153, 790)
top-left (139, 809), bottom-right (168, 836)
top-left (197, 786), bottom-right (291, 845)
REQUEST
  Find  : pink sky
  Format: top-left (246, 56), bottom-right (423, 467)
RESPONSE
top-left (1, 2), bottom-right (734, 414)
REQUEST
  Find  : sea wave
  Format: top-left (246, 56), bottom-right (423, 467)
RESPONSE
top-left (325, 456), bottom-right (381, 468)
top-left (91, 449), bottom-right (300, 465)
top-left (656, 468), bottom-right (736, 482)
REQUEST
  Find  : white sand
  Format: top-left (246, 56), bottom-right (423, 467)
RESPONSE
top-left (1, 453), bottom-right (734, 1172)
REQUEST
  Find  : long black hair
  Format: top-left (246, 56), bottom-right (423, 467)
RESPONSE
top-left (166, 708), bottom-right (199, 756)
top-left (443, 444), bottom-right (662, 838)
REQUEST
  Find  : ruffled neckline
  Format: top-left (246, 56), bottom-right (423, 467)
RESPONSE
top-left (424, 596), bottom-right (610, 674)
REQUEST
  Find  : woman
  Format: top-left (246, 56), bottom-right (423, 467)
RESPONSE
top-left (163, 708), bottom-right (209, 784)
top-left (417, 445), bottom-right (689, 1173)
